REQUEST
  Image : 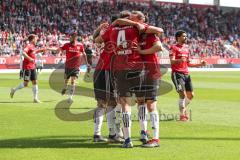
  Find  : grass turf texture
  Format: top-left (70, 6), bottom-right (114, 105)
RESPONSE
top-left (0, 71), bottom-right (240, 160)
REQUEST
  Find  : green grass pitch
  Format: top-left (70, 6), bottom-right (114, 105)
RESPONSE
top-left (0, 71), bottom-right (240, 160)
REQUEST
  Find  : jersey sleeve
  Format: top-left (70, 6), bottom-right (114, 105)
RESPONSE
top-left (101, 27), bottom-right (111, 42)
top-left (23, 46), bottom-right (30, 53)
top-left (149, 34), bottom-right (160, 45)
top-left (60, 43), bottom-right (68, 51)
top-left (169, 45), bottom-right (176, 57)
top-left (81, 44), bottom-right (85, 53)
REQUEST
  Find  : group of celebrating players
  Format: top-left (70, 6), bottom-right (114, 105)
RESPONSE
top-left (9, 10), bottom-right (207, 148)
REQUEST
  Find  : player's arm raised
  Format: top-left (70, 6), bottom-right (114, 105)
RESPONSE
top-left (188, 60), bottom-right (207, 67)
top-left (94, 35), bottom-right (104, 44)
top-left (93, 22), bottom-right (109, 40)
top-left (145, 26), bottom-right (164, 36)
top-left (136, 41), bottom-right (163, 55)
top-left (112, 18), bottom-right (146, 32)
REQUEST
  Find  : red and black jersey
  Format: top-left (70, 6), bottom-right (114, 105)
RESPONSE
top-left (101, 25), bottom-right (142, 71)
top-left (140, 34), bottom-right (161, 79)
top-left (23, 43), bottom-right (36, 70)
top-left (61, 42), bottom-right (85, 69)
top-left (170, 44), bottom-right (190, 74)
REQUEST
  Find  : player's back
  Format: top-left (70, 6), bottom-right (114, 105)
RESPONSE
top-left (110, 25), bottom-right (142, 70)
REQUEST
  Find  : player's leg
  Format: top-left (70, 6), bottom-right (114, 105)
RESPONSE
top-left (141, 78), bottom-right (160, 147)
top-left (36, 67), bottom-right (39, 74)
top-left (178, 90), bottom-right (187, 117)
top-left (93, 99), bottom-right (107, 142)
top-left (93, 70), bottom-right (108, 142)
top-left (40, 66), bottom-right (43, 72)
top-left (142, 100), bottom-right (160, 148)
top-left (67, 75), bottom-right (77, 103)
top-left (61, 69), bottom-right (70, 95)
top-left (31, 69), bottom-right (40, 103)
top-left (10, 70), bottom-right (29, 98)
top-left (120, 96), bottom-right (133, 148)
top-left (114, 70), bottom-right (134, 148)
top-left (184, 75), bottom-right (194, 116)
top-left (171, 72), bottom-right (188, 121)
top-left (106, 99), bottom-right (124, 143)
top-left (104, 70), bottom-right (119, 141)
top-left (19, 69), bottom-right (23, 79)
top-left (185, 75), bottom-right (194, 106)
top-left (114, 100), bottom-right (123, 139)
top-left (137, 97), bottom-right (148, 144)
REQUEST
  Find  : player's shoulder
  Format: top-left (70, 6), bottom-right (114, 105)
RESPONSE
top-left (24, 43), bottom-right (34, 50)
top-left (147, 34), bottom-right (159, 40)
top-left (63, 42), bottom-right (70, 47)
top-left (76, 42), bottom-right (84, 47)
top-left (170, 44), bottom-right (180, 50)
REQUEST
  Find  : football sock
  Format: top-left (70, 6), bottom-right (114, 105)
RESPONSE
top-left (122, 112), bottom-right (131, 140)
top-left (68, 84), bottom-right (75, 99)
top-left (14, 82), bottom-right (25, 91)
top-left (32, 84), bottom-right (39, 100)
top-left (178, 98), bottom-right (186, 115)
top-left (114, 104), bottom-right (122, 136)
top-left (93, 107), bottom-right (105, 135)
top-left (106, 106), bottom-right (115, 136)
top-left (138, 104), bottom-right (148, 132)
top-left (149, 111), bottom-right (159, 140)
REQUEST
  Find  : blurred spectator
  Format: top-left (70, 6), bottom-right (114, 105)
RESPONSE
top-left (0, 0), bottom-right (239, 58)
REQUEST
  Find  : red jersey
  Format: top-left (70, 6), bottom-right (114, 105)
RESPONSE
top-left (102, 25), bottom-right (142, 71)
top-left (61, 42), bottom-right (85, 69)
top-left (23, 43), bottom-right (36, 70)
top-left (140, 34), bottom-right (161, 79)
top-left (170, 44), bottom-right (190, 74)
top-left (95, 26), bottom-right (114, 70)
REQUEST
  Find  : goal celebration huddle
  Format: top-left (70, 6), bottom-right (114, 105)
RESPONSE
top-left (9, 10), bottom-right (207, 148)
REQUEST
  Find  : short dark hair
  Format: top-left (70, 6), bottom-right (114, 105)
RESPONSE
top-left (28, 34), bottom-right (37, 41)
top-left (70, 32), bottom-right (78, 38)
top-left (175, 30), bottom-right (186, 40)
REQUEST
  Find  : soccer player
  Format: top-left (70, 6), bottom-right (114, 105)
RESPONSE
top-left (51, 33), bottom-right (89, 103)
top-left (95, 11), bottom-right (148, 148)
top-left (92, 14), bottom-right (126, 143)
top-left (36, 53), bottom-right (44, 74)
top-left (170, 30), bottom-right (207, 121)
top-left (136, 33), bottom-right (163, 147)
top-left (113, 11), bottom-right (164, 147)
top-left (10, 34), bottom-right (47, 103)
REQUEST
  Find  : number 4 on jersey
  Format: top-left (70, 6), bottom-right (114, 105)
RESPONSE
top-left (117, 30), bottom-right (127, 48)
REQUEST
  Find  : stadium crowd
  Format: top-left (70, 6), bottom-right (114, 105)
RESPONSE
top-left (0, 0), bottom-right (239, 58)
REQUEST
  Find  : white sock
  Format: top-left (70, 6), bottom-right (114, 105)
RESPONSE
top-left (106, 106), bottom-right (115, 136)
top-left (93, 107), bottom-right (105, 136)
top-left (138, 104), bottom-right (148, 132)
top-left (68, 84), bottom-right (75, 99)
top-left (178, 98), bottom-right (186, 115)
top-left (32, 84), bottom-right (39, 100)
top-left (122, 112), bottom-right (131, 140)
top-left (149, 111), bottom-right (159, 140)
top-left (114, 104), bottom-right (122, 136)
top-left (14, 82), bottom-right (25, 91)
top-left (185, 97), bottom-right (191, 106)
